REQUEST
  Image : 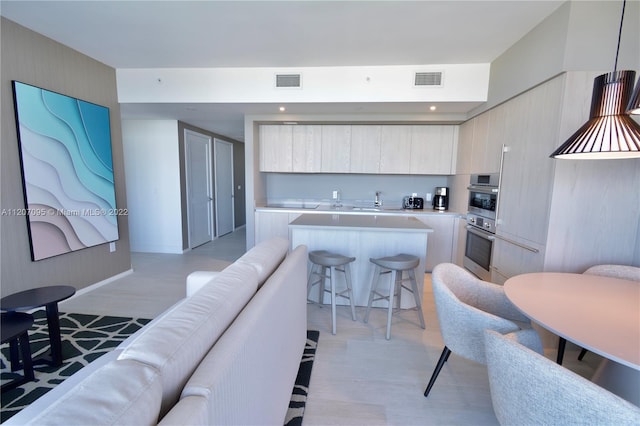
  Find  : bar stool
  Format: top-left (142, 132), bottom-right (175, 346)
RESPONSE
top-left (307, 250), bottom-right (357, 335)
top-left (364, 253), bottom-right (426, 340)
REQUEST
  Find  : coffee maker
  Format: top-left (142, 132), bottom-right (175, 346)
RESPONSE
top-left (433, 187), bottom-right (449, 211)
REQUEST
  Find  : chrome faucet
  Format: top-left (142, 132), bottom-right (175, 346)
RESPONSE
top-left (374, 191), bottom-right (382, 208)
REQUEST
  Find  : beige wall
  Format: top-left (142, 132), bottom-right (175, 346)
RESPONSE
top-left (1, 18), bottom-right (131, 296)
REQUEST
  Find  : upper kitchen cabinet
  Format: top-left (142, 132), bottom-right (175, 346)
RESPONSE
top-left (409, 125), bottom-right (458, 175)
top-left (321, 125), bottom-right (352, 173)
top-left (455, 119), bottom-right (473, 174)
top-left (379, 125), bottom-right (412, 173)
top-left (350, 125), bottom-right (382, 173)
top-left (292, 125), bottom-right (322, 172)
top-left (457, 111), bottom-right (500, 175)
top-left (259, 125), bottom-right (293, 172)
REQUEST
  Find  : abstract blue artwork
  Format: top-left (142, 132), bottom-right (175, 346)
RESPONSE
top-left (12, 81), bottom-right (119, 261)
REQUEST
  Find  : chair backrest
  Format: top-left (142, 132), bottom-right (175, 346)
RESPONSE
top-left (484, 329), bottom-right (640, 425)
top-left (431, 263), bottom-right (525, 365)
top-left (584, 264), bottom-right (640, 282)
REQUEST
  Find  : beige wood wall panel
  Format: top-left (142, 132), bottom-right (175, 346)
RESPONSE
top-left (1, 18), bottom-right (131, 295)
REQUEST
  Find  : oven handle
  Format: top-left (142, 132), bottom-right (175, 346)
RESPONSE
top-left (467, 185), bottom-right (499, 194)
top-left (466, 226), bottom-right (496, 240)
top-left (492, 234), bottom-right (540, 253)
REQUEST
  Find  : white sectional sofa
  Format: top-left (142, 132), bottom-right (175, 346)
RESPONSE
top-left (7, 238), bottom-right (308, 426)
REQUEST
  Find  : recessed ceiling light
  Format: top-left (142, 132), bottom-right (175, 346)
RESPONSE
top-left (430, 105), bottom-right (437, 111)
top-left (279, 106), bottom-right (286, 112)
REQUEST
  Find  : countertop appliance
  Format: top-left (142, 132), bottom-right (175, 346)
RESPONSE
top-left (464, 174), bottom-right (499, 281)
top-left (403, 196), bottom-right (424, 209)
top-left (433, 187), bottom-right (449, 211)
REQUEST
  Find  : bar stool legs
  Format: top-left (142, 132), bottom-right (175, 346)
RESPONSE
top-left (364, 254), bottom-right (425, 340)
top-left (307, 250), bottom-right (357, 335)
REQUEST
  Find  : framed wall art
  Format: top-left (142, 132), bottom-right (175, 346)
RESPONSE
top-left (12, 81), bottom-right (119, 261)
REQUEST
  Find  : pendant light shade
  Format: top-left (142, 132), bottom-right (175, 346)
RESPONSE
top-left (551, 70), bottom-right (640, 159)
top-left (628, 78), bottom-right (640, 114)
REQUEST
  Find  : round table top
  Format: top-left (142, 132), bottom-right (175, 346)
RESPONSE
top-left (1, 285), bottom-right (76, 311)
top-left (504, 272), bottom-right (640, 370)
top-left (1, 312), bottom-right (34, 343)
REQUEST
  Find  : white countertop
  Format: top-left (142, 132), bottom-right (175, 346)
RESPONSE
top-left (256, 203), bottom-right (463, 218)
top-left (289, 213), bottom-right (433, 232)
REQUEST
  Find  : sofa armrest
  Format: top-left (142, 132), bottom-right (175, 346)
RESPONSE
top-left (186, 271), bottom-right (220, 297)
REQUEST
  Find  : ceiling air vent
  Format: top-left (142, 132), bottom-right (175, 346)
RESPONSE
top-left (275, 74), bottom-right (302, 88)
top-left (414, 72), bottom-right (443, 87)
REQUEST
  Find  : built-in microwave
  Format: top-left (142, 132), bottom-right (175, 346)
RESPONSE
top-left (467, 173), bottom-right (499, 220)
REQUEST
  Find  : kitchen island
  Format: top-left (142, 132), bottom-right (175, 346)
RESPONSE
top-left (289, 214), bottom-right (432, 308)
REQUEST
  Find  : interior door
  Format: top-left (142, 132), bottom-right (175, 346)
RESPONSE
top-left (185, 130), bottom-right (213, 248)
top-left (214, 139), bottom-right (234, 236)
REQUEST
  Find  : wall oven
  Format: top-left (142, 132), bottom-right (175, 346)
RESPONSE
top-left (463, 174), bottom-right (499, 281)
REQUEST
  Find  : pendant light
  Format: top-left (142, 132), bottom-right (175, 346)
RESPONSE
top-left (551, 0), bottom-right (640, 159)
top-left (628, 78), bottom-right (640, 114)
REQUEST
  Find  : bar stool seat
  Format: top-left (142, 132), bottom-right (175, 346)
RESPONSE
top-left (364, 253), bottom-right (426, 339)
top-left (307, 250), bottom-right (357, 334)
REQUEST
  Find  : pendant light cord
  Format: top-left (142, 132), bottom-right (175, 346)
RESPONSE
top-left (614, 0), bottom-right (626, 72)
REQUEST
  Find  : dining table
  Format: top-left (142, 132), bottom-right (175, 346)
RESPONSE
top-left (504, 272), bottom-right (639, 405)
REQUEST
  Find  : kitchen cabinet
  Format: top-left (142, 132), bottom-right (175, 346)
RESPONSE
top-left (292, 125), bottom-right (322, 172)
top-left (497, 76), bottom-right (562, 245)
top-left (350, 125), bottom-right (381, 173)
top-left (415, 214), bottom-right (457, 271)
top-left (455, 120), bottom-right (474, 174)
top-left (259, 123), bottom-right (457, 175)
top-left (379, 125), bottom-right (412, 173)
top-left (254, 210), bottom-right (301, 244)
top-left (321, 125), bottom-right (351, 172)
top-left (259, 125), bottom-right (293, 172)
top-left (409, 125), bottom-right (458, 175)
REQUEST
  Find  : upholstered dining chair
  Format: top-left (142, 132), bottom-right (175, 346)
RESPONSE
top-left (556, 264), bottom-right (640, 364)
top-left (485, 329), bottom-right (640, 425)
top-left (424, 263), bottom-right (543, 397)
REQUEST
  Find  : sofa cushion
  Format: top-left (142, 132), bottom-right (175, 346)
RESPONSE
top-left (158, 395), bottom-right (209, 426)
top-left (10, 359), bottom-right (162, 426)
top-left (118, 262), bottom-right (259, 418)
top-left (236, 236), bottom-right (289, 286)
top-left (180, 245), bottom-right (308, 425)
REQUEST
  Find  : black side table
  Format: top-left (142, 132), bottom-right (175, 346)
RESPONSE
top-left (1, 312), bottom-right (35, 392)
top-left (1, 285), bottom-right (75, 367)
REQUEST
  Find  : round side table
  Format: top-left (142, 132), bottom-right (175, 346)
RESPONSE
top-left (1, 312), bottom-right (35, 391)
top-left (1, 285), bottom-right (75, 367)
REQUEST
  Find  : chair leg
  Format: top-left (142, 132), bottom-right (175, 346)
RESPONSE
top-left (556, 337), bottom-right (566, 365)
top-left (330, 266), bottom-right (337, 335)
top-left (408, 269), bottom-right (426, 329)
top-left (344, 263), bottom-right (357, 321)
top-left (578, 347), bottom-right (589, 361)
top-left (364, 266), bottom-right (380, 323)
top-left (424, 346), bottom-right (451, 397)
top-left (385, 269), bottom-right (397, 340)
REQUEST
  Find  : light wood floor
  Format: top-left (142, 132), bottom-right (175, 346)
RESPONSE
top-left (59, 228), bottom-right (600, 425)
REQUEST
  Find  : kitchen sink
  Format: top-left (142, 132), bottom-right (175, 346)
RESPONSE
top-left (266, 203), bottom-right (319, 209)
top-left (351, 207), bottom-right (383, 212)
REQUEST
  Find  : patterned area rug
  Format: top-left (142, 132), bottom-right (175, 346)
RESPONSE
top-left (0, 310), bottom-right (150, 422)
top-left (285, 330), bottom-right (320, 426)
top-left (1, 311), bottom-right (319, 425)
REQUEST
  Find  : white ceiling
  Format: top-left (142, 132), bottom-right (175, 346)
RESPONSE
top-left (1, 0), bottom-right (564, 141)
